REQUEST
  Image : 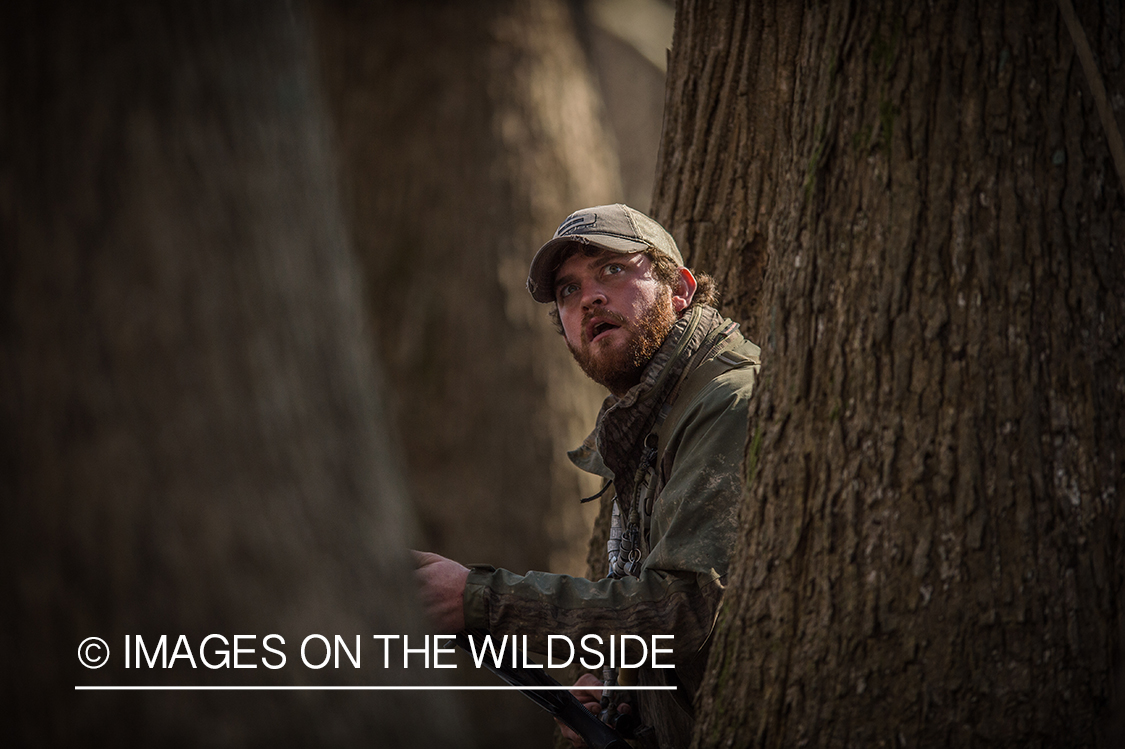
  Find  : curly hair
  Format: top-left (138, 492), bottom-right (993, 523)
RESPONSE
top-left (546, 246), bottom-right (720, 335)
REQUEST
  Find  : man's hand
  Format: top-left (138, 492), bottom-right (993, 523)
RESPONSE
top-left (556, 673), bottom-right (631, 748)
top-left (412, 550), bottom-right (470, 633)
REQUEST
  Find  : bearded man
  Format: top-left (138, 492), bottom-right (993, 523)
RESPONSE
top-left (414, 204), bottom-right (760, 748)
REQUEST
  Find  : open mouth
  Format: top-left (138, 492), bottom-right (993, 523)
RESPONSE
top-left (587, 318), bottom-right (621, 343)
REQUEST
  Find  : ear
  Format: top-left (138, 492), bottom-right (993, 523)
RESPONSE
top-left (671, 268), bottom-right (697, 313)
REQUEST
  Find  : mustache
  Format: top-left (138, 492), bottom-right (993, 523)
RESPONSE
top-left (582, 310), bottom-right (629, 343)
top-left (583, 309), bottom-right (628, 329)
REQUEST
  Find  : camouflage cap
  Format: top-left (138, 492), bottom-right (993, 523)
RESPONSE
top-left (526, 204), bottom-right (684, 303)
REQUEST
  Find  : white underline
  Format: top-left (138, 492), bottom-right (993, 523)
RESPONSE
top-left (75, 685), bottom-right (676, 691)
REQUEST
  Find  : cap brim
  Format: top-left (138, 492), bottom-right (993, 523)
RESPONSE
top-left (527, 234), bottom-right (649, 303)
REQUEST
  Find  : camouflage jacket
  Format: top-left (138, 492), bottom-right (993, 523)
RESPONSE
top-left (463, 305), bottom-right (760, 747)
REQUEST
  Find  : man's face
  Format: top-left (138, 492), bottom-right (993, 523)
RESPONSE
top-left (553, 250), bottom-right (685, 396)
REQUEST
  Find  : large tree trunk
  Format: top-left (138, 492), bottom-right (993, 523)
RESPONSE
top-left (312, 1), bottom-right (619, 746)
top-left (653, 1), bottom-right (1125, 746)
top-left (3, 3), bottom-right (462, 746)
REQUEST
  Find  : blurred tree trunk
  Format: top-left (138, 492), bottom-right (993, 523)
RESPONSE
top-left (581, 0), bottom-right (674, 212)
top-left (312, 1), bottom-right (618, 746)
top-left (313, 0), bottom-right (614, 582)
top-left (2, 2), bottom-right (462, 746)
top-left (651, 1), bottom-right (1125, 746)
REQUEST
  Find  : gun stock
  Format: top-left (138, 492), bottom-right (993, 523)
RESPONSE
top-left (449, 630), bottom-right (631, 749)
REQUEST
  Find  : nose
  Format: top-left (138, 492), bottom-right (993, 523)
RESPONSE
top-left (580, 281), bottom-right (606, 309)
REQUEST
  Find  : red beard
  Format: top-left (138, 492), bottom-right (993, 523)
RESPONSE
top-left (567, 290), bottom-right (678, 396)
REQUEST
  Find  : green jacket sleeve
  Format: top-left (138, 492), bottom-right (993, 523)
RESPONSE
top-left (462, 366), bottom-right (756, 663)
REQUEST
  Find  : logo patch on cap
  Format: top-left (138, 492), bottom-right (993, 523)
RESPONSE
top-left (554, 213), bottom-right (597, 238)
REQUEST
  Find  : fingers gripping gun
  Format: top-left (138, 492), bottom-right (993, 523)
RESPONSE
top-left (448, 630), bottom-right (631, 749)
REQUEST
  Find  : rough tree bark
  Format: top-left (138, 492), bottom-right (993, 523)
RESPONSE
top-left (652, 1), bottom-right (1125, 746)
top-left (3, 3), bottom-right (461, 746)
